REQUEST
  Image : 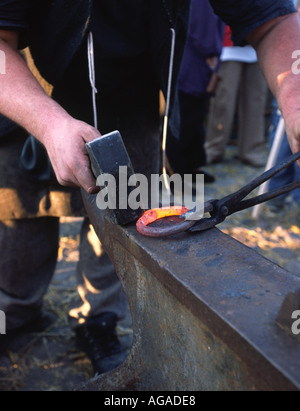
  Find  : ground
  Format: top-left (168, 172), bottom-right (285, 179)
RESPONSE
top-left (0, 144), bottom-right (299, 391)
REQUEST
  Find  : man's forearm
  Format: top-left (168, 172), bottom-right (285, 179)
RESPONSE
top-left (0, 35), bottom-right (100, 193)
top-left (248, 13), bottom-right (300, 152)
top-left (0, 38), bottom-right (70, 142)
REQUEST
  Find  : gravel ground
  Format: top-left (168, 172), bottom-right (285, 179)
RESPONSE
top-left (0, 144), bottom-right (299, 391)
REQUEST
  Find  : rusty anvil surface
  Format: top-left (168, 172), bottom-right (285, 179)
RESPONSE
top-left (78, 192), bottom-right (300, 391)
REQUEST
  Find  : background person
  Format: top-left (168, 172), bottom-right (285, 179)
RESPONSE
top-left (166, 0), bottom-right (225, 184)
top-left (205, 26), bottom-right (268, 167)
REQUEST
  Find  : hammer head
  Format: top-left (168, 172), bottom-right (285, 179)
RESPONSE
top-left (86, 130), bottom-right (144, 225)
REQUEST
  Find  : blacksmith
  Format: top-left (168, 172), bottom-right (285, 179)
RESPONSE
top-left (0, 0), bottom-right (298, 377)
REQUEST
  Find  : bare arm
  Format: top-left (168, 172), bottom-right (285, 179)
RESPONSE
top-left (247, 13), bottom-right (300, 156)
top-left (0, 30), bottom-right (100, 193)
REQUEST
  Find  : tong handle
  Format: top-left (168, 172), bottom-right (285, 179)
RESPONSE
top-left (229, 179), bottom-right (300, 214)
top-left (223, 150), bottom-right (300, 209)
top-left (188, 150), bottom-right (300, 232)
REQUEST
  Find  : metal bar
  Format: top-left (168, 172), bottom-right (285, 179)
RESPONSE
top-left (77, 190), bottom-right (300, 391)
top-left (252, 115), bottom-right (286, 219)
top-left (162, 27), bottom-right (176, 193)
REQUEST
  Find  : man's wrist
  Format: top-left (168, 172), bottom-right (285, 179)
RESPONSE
top-left (31, 100), bottom-right (72, 146)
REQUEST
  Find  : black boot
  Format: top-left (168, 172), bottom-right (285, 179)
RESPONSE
top-left (74, 312), bottom-right (128, 376)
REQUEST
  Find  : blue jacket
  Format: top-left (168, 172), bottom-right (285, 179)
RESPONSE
top-left (177, 0), bottom-right (225, 97)
top-left (210, 0), bottom-right (296, 46)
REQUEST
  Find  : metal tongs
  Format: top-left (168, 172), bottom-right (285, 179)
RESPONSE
top-left (136, 151), bottom-right (300, 237)
top-left (182, 150), bottom-right (300, 232)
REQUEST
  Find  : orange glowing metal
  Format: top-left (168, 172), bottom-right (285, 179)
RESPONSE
top-left (136, 206), bottom-right (195, 238)
top-left (138, 206), bottom-right (188, 226)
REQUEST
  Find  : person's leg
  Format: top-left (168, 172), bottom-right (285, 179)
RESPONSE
top-left (167, 90), bottom-right (215, 185)
top-left (268, 135), bottom-right (300, 210)
top-left (0, 217), bottom-right (59, 333)
top-left (205, 61), bottom-right (242, 163)
top-left (69, 218), bottom-right (128, 328)
top-left (292, 162), bottom-right (300, 205)
top-left (269, 136), bottom-right (294, 192)
top-left (0, 128), bottom-right (61, 345)
top-left (237, 62), bottom-right (268, 167)
top-left (167, 91), bottom-right (209, 172)
top-left (267, 100), bottom-right (296, 208)
top-left (67, 218), bottom-right (131, 374)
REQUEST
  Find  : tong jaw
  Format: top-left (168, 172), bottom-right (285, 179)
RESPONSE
top-left (188, 199), bottom-right (228, 232)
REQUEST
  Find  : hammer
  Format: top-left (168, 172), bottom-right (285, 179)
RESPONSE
top-left (85, 35), bottom-right (144, 225)
top-left (86, 130), bottom-right (144, 226)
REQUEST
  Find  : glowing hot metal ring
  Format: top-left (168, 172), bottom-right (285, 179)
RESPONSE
top-left (136, 206), bottom-right (196, 238)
